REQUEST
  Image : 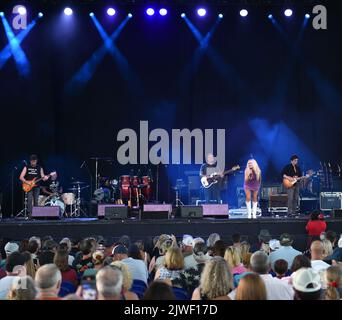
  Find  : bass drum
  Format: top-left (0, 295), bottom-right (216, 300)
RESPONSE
top-left (45, 198), bottom-right (65, 215)
top-left (61, 193), bottom-right (76, 205)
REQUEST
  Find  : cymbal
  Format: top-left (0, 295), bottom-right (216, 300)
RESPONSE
top-left (70, 181), bottom-right (86, 184)
top-left (68, 185), bottom-right (89, 191)
top-left (90, 157), bottom-right (114, 161)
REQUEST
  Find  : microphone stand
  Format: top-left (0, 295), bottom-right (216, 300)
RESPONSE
top-left (81, 161), bottom-right (93, 202)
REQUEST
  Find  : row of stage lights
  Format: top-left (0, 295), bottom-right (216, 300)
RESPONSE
top-left (0, 5), bottom-right (311, 19)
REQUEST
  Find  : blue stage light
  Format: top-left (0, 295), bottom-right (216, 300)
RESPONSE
top-left (197, 8), bottom-right (206, 17)
top-left (268, 14), bottom-right (273, 19)
top-left (89, 12), bottom-right (94, 17)
top-left (146, 8), bottom-right (155, 16)
top-left (218, 13), bottom-right (223, 19)
top-left (159, 8), bottom-right (167, 16)
top-left (128, 13), bottom-right (133, 18)
top-left (240, 9), bottom-right (248, 17)
top-left (181, 13), bottom-right (186, 18)
top-left (284, 9), bottom-right (293, 17)
top-left (38, 12), bottom-right (43, 18)
top-left (64, 7), bottom-right (73, 16)
top-left (305, 13), bottom-right (310, 19)
top-left (0, 12), bottom-right (4, 17)
top-left (107, 8), bottom-right (115, 16)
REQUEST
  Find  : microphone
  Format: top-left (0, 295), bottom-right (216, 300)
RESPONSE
top-left (80, 161), bottom-right (86, 169)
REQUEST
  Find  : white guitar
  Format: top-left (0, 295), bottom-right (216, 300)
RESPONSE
top-left (201, 165), bottom-right (240, 188)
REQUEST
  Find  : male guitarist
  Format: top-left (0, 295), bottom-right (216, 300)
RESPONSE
top-left (19, 154), bottom-right (49, 218)
top-left (200, 153), bottom-right (224, 204)
top-left (281, 155), bottom-right (303, 217)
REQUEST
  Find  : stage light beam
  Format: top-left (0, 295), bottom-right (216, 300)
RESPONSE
top-left (107, 8), bottom-right (116, 16)
top-left (240, 9), bottom-right (248, 17)
top-left (64, 7), bottom-right (73, 16)
top-left (284, 9), bottom-right (293, 17)
top-left (197, 8), bottom-right (206, 17)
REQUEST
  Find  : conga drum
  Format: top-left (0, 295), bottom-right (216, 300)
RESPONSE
top-left (120, 175), bottom-right (131, 199)
top-left (142, 176), bottom-right (152, 201)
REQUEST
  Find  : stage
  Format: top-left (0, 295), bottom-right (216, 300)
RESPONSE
top-left (1, 215), bottom-right (341, 251)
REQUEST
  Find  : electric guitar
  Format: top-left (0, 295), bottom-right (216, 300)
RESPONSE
top-left (201, 165), bottom-right (240, 188)
top-left (22, 172), bottom-right (56, 193)
top-left (283, 172), bottom-right (313, 189)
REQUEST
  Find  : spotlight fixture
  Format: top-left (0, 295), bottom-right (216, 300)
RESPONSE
top-left (107, 8), bottom-right (115, 16)
top-left (284, 9), bottom-right (293, 17)
top-left (218, 13), bottom-right (223, 19)
top-left (0, 12), bottom-right (4, 17)
top-left (128, 13), bottom-right (133, 18)
top-left (18, 6), bottom-right (27, 15)
top-left (268, 14), bottom-right (273, 19)
top-left (64, 7), bottom-right (73, 16)
top-left (197, 8), bottom-right (206, 17)
top-left (89, 12), bottom-right (94, 17)
top-left (305, 13), bottom-right (310, 19)
top-left (181, 13), bottom-right (186, 18)
top-left (146, 8), bottom-right (155, 16)
top-left (240, 9), bottom-right (248, 17)
top-left (159, 8), bottom-right (167, 16)
top-left (38, 12), bottom-right (43, 18)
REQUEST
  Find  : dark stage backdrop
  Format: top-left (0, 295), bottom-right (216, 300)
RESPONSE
top-left (0, 1), bottom-right (341, 216)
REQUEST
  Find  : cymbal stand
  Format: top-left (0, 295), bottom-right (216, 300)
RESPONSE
top-left (71, 184), bottom-right (86, 217)
top-left (15, 191), bottom-right (29, 219)
top-left (173, 187), bottom-right (184, 207)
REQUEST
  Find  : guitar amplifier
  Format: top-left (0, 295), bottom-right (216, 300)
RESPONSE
top-left (320, 192), bottom-right (342, 211)
top-left (180, 206), bottom-right (203, 219)
top-left (269, 194), bottom-right (288, 208)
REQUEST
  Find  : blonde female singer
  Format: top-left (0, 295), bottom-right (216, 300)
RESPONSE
top-left (244, 159), bottom-right (261, 219)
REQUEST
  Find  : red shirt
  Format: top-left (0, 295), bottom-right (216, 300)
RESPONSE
top-left (61, 268), bottom-right (78, 286)
top-left (306, 220), bottom-right (327, 236)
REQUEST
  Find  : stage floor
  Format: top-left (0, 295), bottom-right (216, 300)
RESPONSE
top-left (1, 215), bottom-right (341, 251)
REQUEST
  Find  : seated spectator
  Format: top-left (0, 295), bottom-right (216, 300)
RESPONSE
top-left (240, 241), bottom-right (251, 260)
top-left (326, 231), bottom-right (338, 249)
top-left (149, 236), bottom-right (173, 274)
top-left (113, 245), bottom-right (148, 284)
top-left (143, 281), bottom-right (176, 300)
top-left (281, 255), bottom-right (312, 285)
top-left (236, 273), bottom-right (267, 300)
top-left (69, 239), bottom-right (80, 257)
top-left (183, 237), bottom-right (205, 270)
top-left (306, 211), bottom-right (327, 246)
top-left (92, 250), bottom-right (105, 271)
top-left (54, 247), bottom-right (78, 287)
top-left (4, 242), bottom-right (19, 258)
top-left (229, 251), bottom-right (294, 300)
top-left (7, 275), bottom-right (37, 300)
top-left (292, 268), bottom-right (322, 300)
top-left (28, 236), bottom-right (41, 251)
top-left (181, 234), bottom-right (194, 259)
top-left (110, 261), bottom-right (139, 300)
top-left (232, 233), bottom-right (242, 250)
top-left (28, 240), bottom-right (40, 269)
top-left (329, 236), bottom-right (342, 264)
top-left (251, 230), bottom-right (271, 254)
top-left (273, 259), bottom-right (288, 279)
top-left (35, 264), bottom-right (62, 300)
top-left (310, 241), bottom-right (330, 273)
top-left (224, 246), bottom-right (246, 275)
top-left (117, 235), bottom-right (131, 249)
top-left (212, 240), bottom-right (226, 257)
top-left (321, 239), bottom-right (333, 261)
top-left (22, 251), bottom-right (36, 279)
top-left (72, 239), bottom-right (94, 275)
top-left (0, 252), bottom-right (26, 299)
top-left (59, 238), bottom-right (75, 266)
top-left (233, 252), bottom-right (253, 287)
top-left (134, 240), bottom-right (151, 268)
top-left (155, 246), bottom-right (184, 286)
top-left (19, 240), bottom-right (29, 253)
top-left (206, 233), bottom-right (221, 256)
top-left (96, 266), bottom-right (124, 300)
top-left (39, 240), bottom-right (58, 266)
top-left (322, 265), bottom-right (342, 300)
top-left (269, 233), bottom-right (301, 271)
top-left (192, 256), bottom-right (232, 300)
top-left (269, 239), bottom-right (280, 253)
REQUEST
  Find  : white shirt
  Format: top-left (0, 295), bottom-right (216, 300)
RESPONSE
top-left (229, 274), bottom-right (294, 300)
top-left (68, 255), bottom-right (74, 266)
top-left (122, 257), bottom-right (148, 284)
top-left (311, 260), bottom-right (330, 273)
top-left (269, 246), bottom-right (302, 270)
top-left (0, 276), bottom-right (20, 300)
top-left (184, 254), bottom-right (198, 270)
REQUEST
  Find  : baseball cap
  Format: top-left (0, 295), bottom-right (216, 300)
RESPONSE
top-left (112, 245), bottom-right (128, 255)
top-left (4, 242), bottom-right (19, 255)
top-left (258, 229), bottom-right (271, 243)
top-left (292, 268), bottom-right (321, 293)
top-left (269, 239), bottom-right (280, 251)
top-left (182, 235), bottom-right (194, 247)
top-left (279, 233), bottom-right (293, 246)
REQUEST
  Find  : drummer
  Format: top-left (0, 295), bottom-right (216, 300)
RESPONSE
top-left (41, 172), bottom-right (63, 197)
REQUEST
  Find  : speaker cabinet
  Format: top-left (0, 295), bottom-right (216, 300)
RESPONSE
top-left (180, 206), bottom-right (203, 219)
top-left (104, 206), bottom-right (128, 220)
top-left (202, 204), bottom-right (229, 217)
top-left (32, 206), bottom-right (60, 219)
top-left (98, 204), bottom-right (126, 218)
top-left (142, 204), bottom-right (172, 220)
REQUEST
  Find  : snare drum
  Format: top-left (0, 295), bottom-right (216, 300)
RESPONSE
top-left (61, 193), bottom-right (76, 205)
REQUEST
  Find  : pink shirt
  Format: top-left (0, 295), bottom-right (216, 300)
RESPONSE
top-left (232, 264), bottom-right (247, 275)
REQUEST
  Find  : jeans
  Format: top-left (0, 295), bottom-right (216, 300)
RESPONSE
top-left (286, 183), bottom-right (299, 215)
top-left (27, 187), bottom-right (40, 217)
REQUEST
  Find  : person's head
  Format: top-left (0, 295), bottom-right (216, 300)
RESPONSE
top-left (279, 233), bottom-right (293, 247)
top-left (22, 251), bottom-right (36, 279)
top-left (258, 230), bottom-right (271, 244)
top-left (4, 242), bottom-right (19, 257)
top-left (232, 233), bottom-right (241, 244)
top-left (143, 281), bottom-right (176, 300)
top-left (29, 154), bottom-right (38, 166)
top-left (326, 231), bottom-right (337, 247)
top-left (224, 246), bottom-right (241, 268)
top-left (50, 172), bottom-right (58, 181)
top-left (53, 247), bottom-right (70, 272)
top-left (323, 266), bottom-right (342, 300)
top-left (110, 261), bottom-right (133, 292)
top-left (242, 253), bottom-right (252, 270)
top-left (117, 235), bottom-right (131, 249)
top-left (206, 153), bottom-right (215, 165)
top-left (290, 155), bottom-right (299, 166)
top-left (35, 264), bottom-right (62, 296)
top-left (28, 240), bottom-right (39, 255)
top-left (291, 255), bottom-right (311, 273)
top-left (6, 251), bottom-right (26, 273)
top-left (240, 242), bottom-right (251, 259)
top-left (245, 159), bottom-right (261, 180)
top-left (200, 256), bottom-right (233, 300)
top-left (310, 210), bottom-right (321, 221)
top-left (59, 238), bottom-right (72, 252)
top-left (182, 235), bottom-right (194, 253)
top-left (193, 241), bottom-right (209, 264)
top-left (79, 239), bottom-right (93, 256)
top-left (159, 238), bottom-right (173, 256)
top-left (29, 237), bottom-right (41, 250)
top-left (112, 245), bottom-right (128, 261)
top-left (19, 240), bottom-right (29, 253)
top-left (274, 259), bottom-right (288, 277)
top-left (321, 239), bottom-right (333, 259)
top-left (164, 246), bottom-right (184, 270)
top-left (292, 268), bottom-right (321, 300)
top-left (128, 244), bottom-right (142, 260)
top-left (96, 266), bottom-right (123, 300)
top-left (250, 251), bottom-right (270, 274)
top-left (212, 240), bottom-right (226, 257)
top-left (92, 250), bottom-right (105, 266)
top-left (236, 273), bottom-right (267, 300)
top-left (207, 233), bottom-right (220, 249)
top-left (42, 239), bottom-right (57, 252)
top-left (7, 276), bottom-right (37, 300)
top-left (310, 241), bottom-right (325, 260)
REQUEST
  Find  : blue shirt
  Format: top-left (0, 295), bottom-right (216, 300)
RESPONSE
top-left (121, 257), bottom-right (148, 284)
top-left (269, 246), bottom-right (302, 270)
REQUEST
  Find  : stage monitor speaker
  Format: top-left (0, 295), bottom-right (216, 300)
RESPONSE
top-left (332, 209), bottom-right (342, 219)
top-left (202, 204), bottom-right (229, 217)
top-left (32, 206), bottom-right (60, 219)
top-left (269, 194), bottom-right (288, 208)
top-left (180, 205), bottom-right (203, 219)
top-left (104, 206), bottom-right (128, 220)
top-left (98, 204), bottom-right (126, 218)
top-left (142, 204), bottom-right (172, 220)
top-left (320, 192), bottom-right (342, 211)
